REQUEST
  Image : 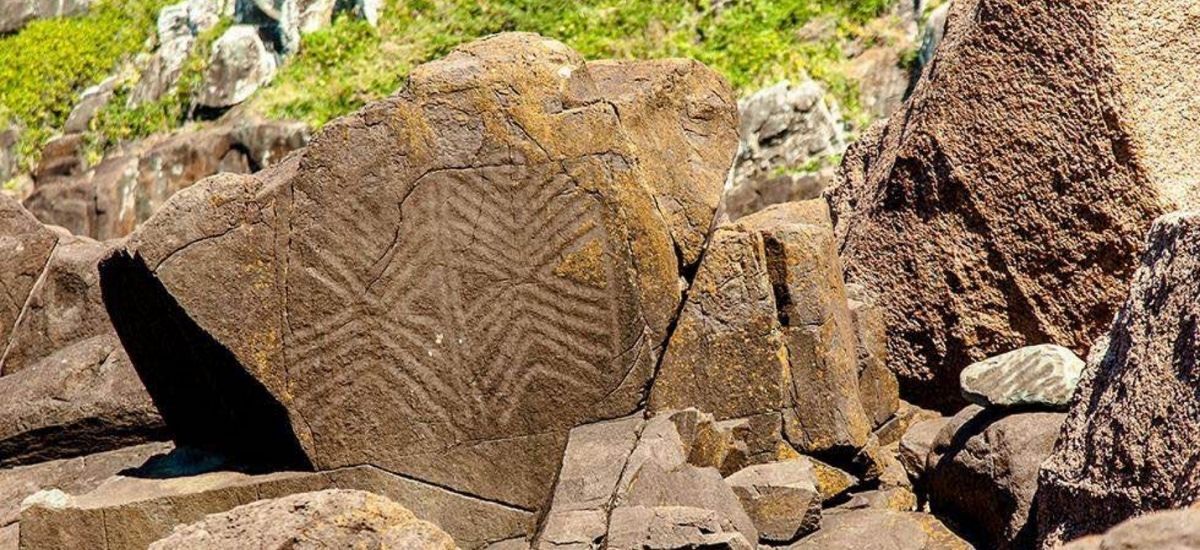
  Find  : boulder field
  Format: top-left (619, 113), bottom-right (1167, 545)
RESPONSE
top-left (2, 0), bottom-right (1200, 546)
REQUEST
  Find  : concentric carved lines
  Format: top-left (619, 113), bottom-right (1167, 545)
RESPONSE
top-left (288, 162), bottom-right (627, 456)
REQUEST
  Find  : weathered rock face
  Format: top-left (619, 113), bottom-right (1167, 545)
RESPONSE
top-left (196, 25), bottom-right (278, 109)
top-left (926, 406), bottom-right (1063, 550)
top-left (959, 344), bottom-right (1084, 410)
top-left (0, 443), bottom-right (171, 545)
top-left (101, 33), bottom-right (738, 511)
top-left (1058, 507), bottom-right (1200, 550)
top-left (0, 335), bottom-right (165, 468)
top-left (0, 0), bottom-right (91, 34)
top-left (726, 460), bottom-right (823, 543)
top-left (1038, 212), bottom-right (1200, 545)
top-left (0, 196), bottom-right (58, 358)
top-left (650, 201), bottom-right (871, 457)
top-left (785, 509), bottom-right (970, 550)
top-left (847, 284), bottom-right (899, 429)
top-left (148, 489), bottom-right (457, 549)
top-left (23, 121), bottom-right (308, 240)
top-left (606, 506), bottom-right (753, 550)
top-left (19, 464), bottom-right (530, 549)
top-left (724, 81), bottom-right (845, 220)
top-left (828, 0), bottom-right (1200, 411)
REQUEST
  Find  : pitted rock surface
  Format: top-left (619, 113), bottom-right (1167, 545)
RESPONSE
top-left (828, 0), bottom-right (1200, 411)
top-left (101, 33), bottom-right (738, 511)
top-left (959, 344), bottom-right (1084, 409)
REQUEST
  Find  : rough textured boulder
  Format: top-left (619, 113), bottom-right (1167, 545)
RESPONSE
top-left (726, 460), bottom-right (823, 543)
top-left (148, 489), bottom-right (456, 549)
top-left (650, 201), bottom-right (870, 457)
top-left (19, 464), bottom-right (529, 549)
top-left (1038, 212), bottom-right (1200, 545)
top-left (959, 344), bottom-right (1084, 409)
top-left (1059, 507), bottom-right (1200, 550)
top-left (785, 509), bottom-right (970, 550)
top-left (828, 0), bottom-right (1200, 411)
top-left (100, 33), bottom-right (738, 512)
top-left (724, 81), bottom-right (845, 220)
top-left (196, 25), bottom-right (278, 108)
top-left (0, 196), bottom-right (58, 357)
top-left (24, 121), bottom-right (308, 240)
top-left (0, 335), bottom-right (165, 468)
top-left (926, 406), bottom-right (1063, 549)
top-left (0, 443), bottom-right (170, 545)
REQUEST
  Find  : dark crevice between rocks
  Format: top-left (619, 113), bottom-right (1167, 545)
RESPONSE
top-left (100, 250), bottom-right (312, 474)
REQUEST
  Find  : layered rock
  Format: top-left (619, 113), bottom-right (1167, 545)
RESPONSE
top-left (650, 201), bottom-right (872, 457)
top-left (148, 489), bottom-right (457, 549)
top-left (925, 406), bottom-right (1063, 549)
top-left (19, 464), bottom-right (529, 549)
top-left (99, 33), bottom-right (738, 512)
top-left (828, 0), bottom-right (1200, 411)
top-left (24, 120), bottom-right (308, 240)
top-left (1038, 212), bottom-right (1200, 545)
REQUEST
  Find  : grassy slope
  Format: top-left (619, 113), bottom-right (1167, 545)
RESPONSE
top-left (252, 0), bottom-right (896, 128)
top-left (0, 0), bottom-right (905, 174)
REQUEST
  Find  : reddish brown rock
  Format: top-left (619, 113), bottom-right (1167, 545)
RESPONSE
top-left (0, 196), bottom-right (58, 357)
top-left (148, 489), bottom-right (456, 549)
top-left (1038, 212), bottom-right (1200, 546)
top-left (1058, 507), bottom-right (1200, 550)
top-left (847, 284), bottom-right (899, 429)
top-left (100, 33), bottom-right (737, 511)
top-left (828, 0), bottom-right (1200, 411)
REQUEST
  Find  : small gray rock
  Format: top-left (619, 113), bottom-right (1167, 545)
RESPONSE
top-left (196, 25), bottom-right (277, 108)
top-left (960, 344), bottom-right (1085, 409)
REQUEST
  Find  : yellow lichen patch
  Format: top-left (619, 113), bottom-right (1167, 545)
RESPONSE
top-left (553, 238), bottom-right (608, 289)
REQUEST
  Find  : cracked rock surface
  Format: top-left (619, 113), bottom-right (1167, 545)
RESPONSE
top-left (100, 32), bottom-right (738, 513)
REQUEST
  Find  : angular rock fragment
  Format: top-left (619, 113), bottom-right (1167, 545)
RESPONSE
top-left (101, 32), bottom-right (737, 512)
top-left (19, 465), bottom-right (530, 549)
top-left (0, 335), bottom-right (165, 468)
top-left (196, 25), bottom-right (277, 109)
top-left (607, 506), bottom-right (752, 550)
top-left (847, 284), bottom-right (900, 428)
top-left (620, 464), bottom-right (756, 545)
top-left (0, 196), bottom-right (58, 355)
top-left (651, 201), bottom-right (871, 457)
top-left (828, 0), bottom-right (1200, 411)
top-left (0, 443), bottom-right (170, 542)
top-left (926, 406), bottom-right (1063, 550)
top-left (726, 460), bottom-right (823, 543)
top-left (897, 416), bottom-right (948, 482)
top-left (148, 489), bottom-right (456, 549)
top-left (1039, 212), bottom-right (1200, 545)
top-left (959, 344), bottom-right (1084, 410)
top-left (875, 401), bottom-right (941, 447)
top-left (785, 509), bottom-right (970, 550)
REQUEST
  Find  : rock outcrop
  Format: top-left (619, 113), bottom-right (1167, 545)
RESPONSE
top-left (650, 201), bottom-right (872, 458)
top-left (148, 489), bottom-right (457, 549)
top-left (1038, 212), bottom-right (1200, 545)
top-left (99, 33), bottom-right (738, 511)
top-left (828, 0), bottom-right (1200, 411)
top-left (24, 120), bottom-right (308, 240)
top-left (926, 406), bottom-right (1063, 549)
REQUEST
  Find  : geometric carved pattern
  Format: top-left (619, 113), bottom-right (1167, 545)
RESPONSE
top-left (288, 162), bottom-right (624, 460)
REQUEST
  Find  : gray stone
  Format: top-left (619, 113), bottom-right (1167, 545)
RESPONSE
top-left (148, 489), bottom-right (457, 549)
top-left (0, 0), bottom-right (91, 34)
top-left (130, 3), bottom-right (196, 105)
top-left (607, 506), bottom-right (752, 550)
top-left (187, 0), bottom-right (234, 32)
top-left (64, 77), bottom-right (118, 134)
top-left (279, 0), bottom-right (335, 52)
top-left (196, 25), bottom-right (277, 108)
top-left (784, 509), bottom-right (970, 550)
top-left (726, 460), bottom-right (822, 543)
top-left (959, 344), bottom-right (1084, 409)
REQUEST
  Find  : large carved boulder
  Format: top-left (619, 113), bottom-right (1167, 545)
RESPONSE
top-left (828, 0), bottom-right (1200, 410)
top-left (1038, 212), bottom-right (1200, 545)
top-left (100, 33), bottom-right (738, 512)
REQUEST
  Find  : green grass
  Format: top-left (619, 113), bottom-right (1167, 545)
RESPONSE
top-left (0, 0), bottom-right (167, 170)
top-left (253, 0), bottom-right (895, 128)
